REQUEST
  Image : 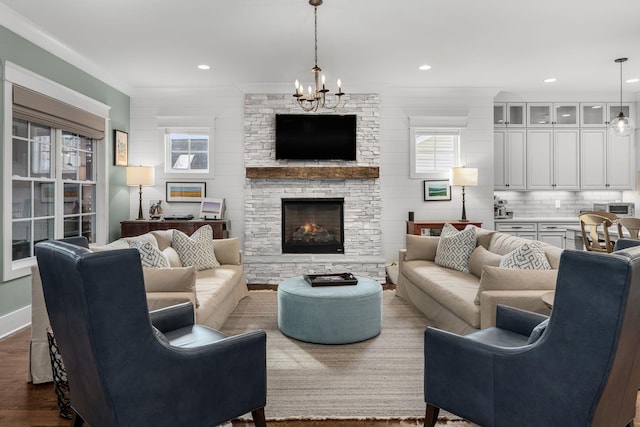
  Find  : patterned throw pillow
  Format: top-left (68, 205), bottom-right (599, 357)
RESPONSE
top-left (172, 225), bottom-right (220, 271)
top-left (129, 240), bottom-right (170, 268)
top-left (434, 223), bottom-right (477, 273)
top-left (499, 241), bottom-right (551, 270)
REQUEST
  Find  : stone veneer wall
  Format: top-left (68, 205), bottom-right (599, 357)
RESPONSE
top-left (243, 94), bottom-right (385, 284)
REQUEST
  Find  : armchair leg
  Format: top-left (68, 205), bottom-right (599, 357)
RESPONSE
top-left (70, 411), bottom-right (84, 427)
top-left (425, 403), bottom-right (440, 427)
top-left (251, 407), bottom-right (266, 427)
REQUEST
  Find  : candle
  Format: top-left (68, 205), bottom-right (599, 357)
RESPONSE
top-left (337, 78), bottom-right (342, 92)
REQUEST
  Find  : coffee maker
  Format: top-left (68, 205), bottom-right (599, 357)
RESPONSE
top-left (494, 196), bottom-right (509, 218)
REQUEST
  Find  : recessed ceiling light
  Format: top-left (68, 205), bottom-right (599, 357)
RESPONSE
top-left (197, 64), bottom-right (211, 70)
top-left (562, 114), bottom-right (571, 117)
top-left (592, 105), bottom-right (603, 109)
top-left (418, 64), bottom-right (432, 71)
top-left (627, 78), bottom-right (640, 83)
top-left (543, 78), bottom-right (557, 83)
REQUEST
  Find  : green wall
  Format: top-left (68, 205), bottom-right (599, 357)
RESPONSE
top-left (0, 25), bottom-right (130, 318)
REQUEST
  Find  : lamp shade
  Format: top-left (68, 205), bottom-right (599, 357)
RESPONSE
top-left (126, 166), bottom-right (155, 187)
top-left (451, 167), bottom-right (478, 187)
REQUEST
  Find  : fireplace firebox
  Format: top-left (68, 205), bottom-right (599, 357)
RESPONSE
top-left (282, 198), bottom-right (344, 254)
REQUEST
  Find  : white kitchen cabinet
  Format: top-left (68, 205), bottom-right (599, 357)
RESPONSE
top-left (607, 103), bottom-right (634, 125)
top-left (580, 129), bottom-right (633, 190)
top-left (494, 103), bottom-right (526, 127)
top-left (580, 102), bottom-right (634, 127)
top-left (526, 129), bottom-right (579, 190)
top-left (494, 130), bottom-right (526, 190)
top-left (496, 223), bottom-right (537, 240)
top-left (527, 103), bottom-right (579, 127)
top-left (538, 223), bottom-right (570, 249)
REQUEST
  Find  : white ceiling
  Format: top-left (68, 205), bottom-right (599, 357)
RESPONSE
top-left (2, 0), bottom-right (640, 98)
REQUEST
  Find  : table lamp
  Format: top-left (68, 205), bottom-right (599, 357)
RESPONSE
top-left (126, 166), bottom-right (155, 220)
top-left (451, 167), bottom-right (478, 222)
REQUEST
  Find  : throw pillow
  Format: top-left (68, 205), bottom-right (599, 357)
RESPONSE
top-left (405, 234), bottom-right (439, 261)
top-left (499, 241), bottom-right (551, 270)
top-left (142, 266), bottom-right (198, 307)
top-left (434, 223), bottom-right (476, 274)
top-left (129, 240), bottom-right (170, 268)
top-left (475, 266), bottom-right (558, 305)
top-left (172, 225), bottom-right (220, 271)
top-left (527, 318), bottom-right (550, 344)
top-left (468, 246), bottom-right (503, 278)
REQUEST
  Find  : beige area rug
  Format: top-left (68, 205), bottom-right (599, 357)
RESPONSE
top-left (221, 290), bottom-right (464, 422)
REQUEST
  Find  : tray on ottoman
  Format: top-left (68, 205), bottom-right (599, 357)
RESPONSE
top-left (303, 273), bottom-right (358, 287)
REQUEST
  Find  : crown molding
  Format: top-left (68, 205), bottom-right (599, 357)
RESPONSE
top-left (0, 4), bottom-right (132, 95)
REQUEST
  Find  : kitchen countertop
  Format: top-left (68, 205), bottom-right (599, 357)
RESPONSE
top-left (494, 217), bottom-right (579, 224)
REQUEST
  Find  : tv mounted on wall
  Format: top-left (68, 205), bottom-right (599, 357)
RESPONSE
top-left (275, 114), bottom-right (357, 160)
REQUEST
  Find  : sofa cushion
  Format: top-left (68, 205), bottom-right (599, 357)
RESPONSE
top-left (142, 266), bottom-right (198, 307)
top-left (499, 241), bottom-right (551, 270)
top-left (405, 234), bottom-right (439, 261)
top-left (173, 225), bottom-right (220, 271)
top-left (129, 241), bottom-right (170, 268)
top-left (194, 265), bottom-right (244, 325)
top-left (150, 229), bottom-right (174, 251)
top-left (469, 246), bottom-right (503, 278)
top-left (213, 237), bottom-right (241, 265)
top-left (474, 227), bottom-right (496, 250)
top-left (475, 265), bottom-right (558, 305)
top-left (434, 224), bottom-right (476, 274)
top-left (90, 239), bottom-right (131, 252)
top-left (162, 247), bottom-right (182, 267)
top-left (403, 260), bottom-right (481, 328)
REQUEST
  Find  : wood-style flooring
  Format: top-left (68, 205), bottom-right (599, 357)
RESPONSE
top-left (0, 326), bottom-right (637, 427)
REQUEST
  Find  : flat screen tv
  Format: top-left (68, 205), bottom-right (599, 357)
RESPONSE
top-left (275, 114), bottom-right (357, 160)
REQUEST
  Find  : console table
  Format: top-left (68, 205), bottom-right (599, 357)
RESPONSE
top-left (121, 220), bottom-right (229, 239)
top-left (406, 220), bottom-right (482, 236)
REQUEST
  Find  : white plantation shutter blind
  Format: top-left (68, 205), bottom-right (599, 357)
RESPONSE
top-left (415, 131), bottom-right (457, 174)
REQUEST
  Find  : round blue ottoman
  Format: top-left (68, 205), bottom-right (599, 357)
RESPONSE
top-left (277, 276), bottom-right (382, 344)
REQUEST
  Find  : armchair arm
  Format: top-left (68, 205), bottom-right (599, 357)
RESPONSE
top-left (614, 238), bottom-right (640, 251)
top-left (149, 302), bottom-right (195, 333)
top-left (495, 305), bottom-right (548, 336)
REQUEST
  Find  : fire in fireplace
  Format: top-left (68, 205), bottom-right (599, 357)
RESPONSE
top-left (281, 198), bottom-right (344, 254)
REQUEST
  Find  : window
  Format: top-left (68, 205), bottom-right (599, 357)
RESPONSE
top-left (4, 62), bottom-right (109, 281)
top-left (164, 128), bottom-right (210, 173)
top-left (410, 128), bottom-right (460, 179)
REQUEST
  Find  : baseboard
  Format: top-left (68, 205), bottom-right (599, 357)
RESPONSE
top-left (0, 305), bottom-right (31, 339)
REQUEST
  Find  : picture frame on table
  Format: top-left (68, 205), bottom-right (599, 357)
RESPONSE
top-left (166, 182), bottom-right (206, 203)
top-left (423, 180), bottom-right (451, 201)
top-left (113, 130), bottom-right (128, 166)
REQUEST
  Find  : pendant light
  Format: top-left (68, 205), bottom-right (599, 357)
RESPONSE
top-left (608, 58), bottom-right (634, 137)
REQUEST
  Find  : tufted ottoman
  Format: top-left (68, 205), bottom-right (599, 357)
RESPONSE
top-left (277, 275), bottom-right (382, 344)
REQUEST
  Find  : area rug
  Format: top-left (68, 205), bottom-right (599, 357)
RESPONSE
top-left (221, 290), bottom-right (462, 422)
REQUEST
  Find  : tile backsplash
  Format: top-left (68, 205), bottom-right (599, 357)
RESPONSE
top-left (494, 190), bottom-right (627, 218)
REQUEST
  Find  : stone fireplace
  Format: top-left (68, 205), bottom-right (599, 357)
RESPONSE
top-left (281, 198), bottom-right (344, 254)
top-left (243, 93), bottom-right (385, 284)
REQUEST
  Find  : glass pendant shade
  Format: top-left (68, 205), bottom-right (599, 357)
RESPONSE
top-left (608, 113), bottom-right (634, 137)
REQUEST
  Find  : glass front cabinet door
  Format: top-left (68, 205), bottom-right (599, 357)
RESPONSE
top-left (581, 103), bottom-right (606, 127)
top-left (494, 103), bottom-right (525, 127)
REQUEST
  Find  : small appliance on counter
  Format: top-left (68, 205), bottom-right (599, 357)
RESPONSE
top-left (592, 202), bottom-right (635, 217)
top-left (494, 196), bottom-right (513, 219)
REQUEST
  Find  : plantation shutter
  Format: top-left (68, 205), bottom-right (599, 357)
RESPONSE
top-left (12, 85), bottom-right (105, 139)
top-left (414, 131), bottom-right (458, 174)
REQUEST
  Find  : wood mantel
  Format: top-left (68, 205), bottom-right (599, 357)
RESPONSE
top-left (246, 166), bottom-right (380, 179)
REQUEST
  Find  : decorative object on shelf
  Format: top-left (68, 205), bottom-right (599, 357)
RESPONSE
top-left (423, 180), bottom-right (452, 201)
top-left (113, 130), bottom-right (128, 166)
top-left (199, 198), bottom-right (225, 220)
top-left (451, 167), bottom-right (478, 222)
top-left (292, 0), bottom-right (344, 112)
top-left (609, 58), bottom-right (634, 137)
top-left (165, 181), bottom-right (206, 203)
top-left (126, 166), bottom-right (155, 220)
top-left (149, 200), bottom-right (163, 219)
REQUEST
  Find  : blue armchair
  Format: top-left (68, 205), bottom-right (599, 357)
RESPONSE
top-left (35, 239), bottom-right (267, 427)
top-left (424, 247), bottom-right (640, 427)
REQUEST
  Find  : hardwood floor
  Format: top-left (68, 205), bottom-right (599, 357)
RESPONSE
top-left (0, 326), bottom-right (637, 427)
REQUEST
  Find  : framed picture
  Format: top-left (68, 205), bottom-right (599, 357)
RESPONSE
top-left (114, 130), bottom-right (128, 166)
top-left (423, 180), bottom-right (451, 201)
top-left (166, 182), bottom-right (206, 203)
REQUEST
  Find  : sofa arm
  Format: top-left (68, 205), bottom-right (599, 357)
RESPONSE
top-left (146, 292), bottom-right (196, 312)
top-left (495, 305), bottom-right (549, 336)
top-left (149, 302), bottom-right (195, 333)
top-left (480, 290), bottom-right (552, 329)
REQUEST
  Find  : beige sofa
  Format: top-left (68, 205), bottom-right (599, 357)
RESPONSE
top-left (396, 228), bottom-right (562, 335)
top-left (29, 229), bottom-right (249, 384)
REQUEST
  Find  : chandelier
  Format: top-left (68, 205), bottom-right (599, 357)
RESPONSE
top-left (608, 57), bottom-right (634, 137)
top-left (293, 0), bottom-right (344, 112)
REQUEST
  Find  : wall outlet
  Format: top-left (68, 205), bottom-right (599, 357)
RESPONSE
top-left (555, 200), bottom-right (561, 208)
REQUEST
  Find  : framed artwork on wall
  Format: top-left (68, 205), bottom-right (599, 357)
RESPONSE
top-left (166, 182), bottom-right (206, 203)
top-left (114, 130), bottom-right (128, 166)
top-left (423, 180), bottom-right (451, 201)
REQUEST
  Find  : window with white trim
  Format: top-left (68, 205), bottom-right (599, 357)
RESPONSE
top-left (164, 128), bottom-right (210, 173)
top-left (410, 128), bottom-right (460, 179)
